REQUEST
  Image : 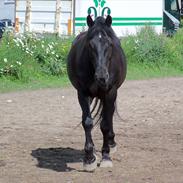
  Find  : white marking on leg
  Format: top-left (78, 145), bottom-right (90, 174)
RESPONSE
top-left (100, 159), bottom-right (113, 168)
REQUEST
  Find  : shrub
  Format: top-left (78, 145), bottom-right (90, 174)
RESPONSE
top-left (0, 32), bottom-right (39, 81)
top-left (122, 26), bottom-right (167, 64)
top-left (0, 27), bottom-right (183, 82)
top-left (122, 26), bottom-right (183, 70)
top-left (33, 36), bottom-right (72, 76)
top-left (0, 32), bottom-right (72, 81)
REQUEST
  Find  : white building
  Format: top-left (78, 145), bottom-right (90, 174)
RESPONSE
top-left (74, 0), bottom-right (181, 36)
top-left (2, 0), bottom-right (181, 36)
top-left (0, 0), bottom-right (15, 20)
top-left (16, 0), bottom-right (72, 35)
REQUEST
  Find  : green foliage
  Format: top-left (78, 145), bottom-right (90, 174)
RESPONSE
top-left (0, 32), bottom-right (72, 82)
top-left (0, 32), bottom-right (39, 81)
top-left (122, 26), bottom-right (183, 71)
top-left (0, 26), bottom-right (183, 86)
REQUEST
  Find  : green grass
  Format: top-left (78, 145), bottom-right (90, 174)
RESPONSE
top-left (0, 27), bottom-right (183, 93)
top-left (127, 62), bottom-right (183, 80)
top-left (1, 64), bottom-right (183, 93)
top-left (0, 75), bottom-right (70, 93)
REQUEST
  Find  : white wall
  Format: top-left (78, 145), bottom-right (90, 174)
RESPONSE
top-left (75, 0), bottom-right (163, 36)
top-left (0, 0), bottom-right (15, 21)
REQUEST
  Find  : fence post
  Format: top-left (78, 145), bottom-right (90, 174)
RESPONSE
top-left (54, 0), bottom-right (61, 35)
top-left (24, 0), bottom-right (31, 32)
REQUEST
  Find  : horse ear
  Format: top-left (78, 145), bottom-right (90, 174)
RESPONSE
top-left (87, 15), bottom-right (94, 28)
top-left (105, 15), bottom-right (112, 27)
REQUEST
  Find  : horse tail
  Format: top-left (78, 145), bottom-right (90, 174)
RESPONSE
top-left (90, 98), bottom-right (99, 114)
top-left (92, 99), bottom-right (123, 128)
top-left (74, 97), bottom-right (103, 129)
top-left (114, 101), bottom-right (123, 121)
top-left (91, 98), bottom-right (103, 127)
top-left (74, 99), bottom-right (122, 130)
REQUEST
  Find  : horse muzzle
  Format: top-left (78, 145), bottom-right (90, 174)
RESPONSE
top-left (95, 71), bottom-right (109, 89)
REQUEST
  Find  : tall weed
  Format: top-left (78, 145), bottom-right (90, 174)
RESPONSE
top-left (122, 26), bottom-right (183, 70)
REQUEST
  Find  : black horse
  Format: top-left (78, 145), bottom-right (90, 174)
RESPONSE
top-left (67, 15), bottom-right (127, 171)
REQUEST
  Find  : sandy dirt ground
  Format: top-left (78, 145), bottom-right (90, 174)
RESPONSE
top-left (0, 77), bottom-right (183, 183)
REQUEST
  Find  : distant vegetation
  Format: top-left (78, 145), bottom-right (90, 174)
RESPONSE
top-left (0, 27), bottom-right (183, 92)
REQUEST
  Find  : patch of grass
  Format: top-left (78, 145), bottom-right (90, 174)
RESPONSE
top-left (0, 27), bottom-right (183, 93)
top-left (122, 27), bottom-right (183, 70)
top-left (127, 62), bottom-right (183, 80)
top-left (0, 75), bottom-right (70, 93)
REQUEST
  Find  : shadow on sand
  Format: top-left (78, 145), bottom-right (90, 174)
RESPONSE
top-left (31, 147), bottom-right (84, 172)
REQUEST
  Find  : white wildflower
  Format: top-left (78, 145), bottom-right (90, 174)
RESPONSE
top-left (4, 58), bottom-right (8, 63)
top-left (16, 61), bottom-right (22, 66)
top-left (48, 44), bottom-right (53, 49)
top-left (135, 39), bottom-right (139, 44)
top-left (46, 48), bottom-right (49, 54)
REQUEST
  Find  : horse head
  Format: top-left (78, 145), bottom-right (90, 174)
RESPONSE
top-left (87, 15), bottom-right (113, 89)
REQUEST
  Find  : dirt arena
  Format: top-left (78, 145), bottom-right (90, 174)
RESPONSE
top-left (0, 77), bottom-right (183, 183)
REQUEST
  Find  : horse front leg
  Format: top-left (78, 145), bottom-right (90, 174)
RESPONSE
top-left (78, 91), bottom-right (97, 172)
top-left (100, 89), bottom-right (117, 168)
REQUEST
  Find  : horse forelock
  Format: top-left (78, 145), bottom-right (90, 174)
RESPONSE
top-left (87, 17), bottom-right (116, 41)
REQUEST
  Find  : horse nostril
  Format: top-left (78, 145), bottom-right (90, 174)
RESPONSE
top-left (95, 72), bottom-right (109, 86)
top-left (98, 77), bottom-right (106, 85)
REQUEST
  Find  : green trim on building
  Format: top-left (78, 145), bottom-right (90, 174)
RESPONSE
top-left (75, 17), bottom-right (163, 26)
top-left (75, 17), bottom-right (163, 21)
top-left (75, 17), bottom-right (87, 21)
top-left (112, 17), bottom-right (162, 21)
top-left (112, 22), bottom-right (162, 26)
top-left (75, 23), bottom-right (87, 26)
top-left (75, 22), bottom-right (163, 26)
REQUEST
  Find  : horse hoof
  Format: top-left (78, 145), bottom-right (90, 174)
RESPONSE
top-left (83, 158), bottom-right (97, 172)
top-left (100, 154), bottom-right (113, 168)
top-left (100, 159), bottom-right (113, 168)
top-left (110, 145), bottom-right (117, 154)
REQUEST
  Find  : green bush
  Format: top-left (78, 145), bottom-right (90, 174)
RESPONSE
top-left (122, 26), bottom-right (183, 70)
top-left (32, 35), bottom-right (72, 76)
top-left (0, 27), bottom-right (183, 83)
top-left (122, 26), bottom-right (167, 64)
top-left (0, 32), bottom-right (39, 81)
top-left (0, 32), bottom-right (72, 81)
